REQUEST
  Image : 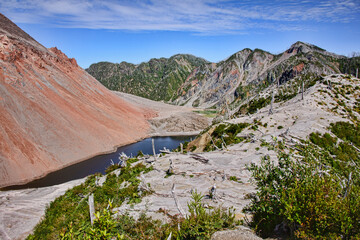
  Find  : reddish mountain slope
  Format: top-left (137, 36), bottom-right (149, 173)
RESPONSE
top-left (0, 13), bottom-right (152, 188)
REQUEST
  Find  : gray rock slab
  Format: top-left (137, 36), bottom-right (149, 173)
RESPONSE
top-left (0, 178), bottom-right (85, 240)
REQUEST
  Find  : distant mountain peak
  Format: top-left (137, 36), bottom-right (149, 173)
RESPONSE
top-left (287, 41), bottom-right (326, 54)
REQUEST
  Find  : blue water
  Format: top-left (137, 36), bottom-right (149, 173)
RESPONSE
top-left (4, 136), bottom-right (194, 190)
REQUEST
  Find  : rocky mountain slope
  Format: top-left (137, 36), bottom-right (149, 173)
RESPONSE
top-left (0, 13), bottom-right (152, 188)
top-left (175, 42), bottom-right (347, 108)
top-left (88, 42), bottom-right (360, 110)
top-left (86, 54), bottom-right (208, 101)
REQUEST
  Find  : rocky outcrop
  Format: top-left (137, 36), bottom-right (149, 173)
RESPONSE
top-left (0, 178), bottom-right (86, 240)
top-left (174, 42), bottom-right (344, 108)
top-left (0, 13), bottom-right (152, 188)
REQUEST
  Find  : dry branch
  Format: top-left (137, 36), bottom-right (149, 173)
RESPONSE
top-left (152, 138), bottom-right (157, 161)
top-left (207, 132), bottom-right (220, 150)
top-left (171, 184), bottom-right (186, 218)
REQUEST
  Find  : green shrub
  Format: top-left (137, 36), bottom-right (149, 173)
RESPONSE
top-left (229, 176), bottom-right (238, 181)
top-left (212, 124), bottom-right (228, 138)
top-left (309, 127), bottom-right (360, 177)
top-left (27, 161), bottom-right (153, 240)
top-left (309, 132), bottom-right (336, 149)
top-left (226, 123), bottom-right (249, 137)
top-left (57, 190), bottom-right (238, 240)
top-left (275, 92), bottom-right (297, 102)
top-left (243, 139), bottom-right (360, 239)
top-left (205, 123), bottom-right (249, 151)
top-left (248, 97), bottom-right (271, 114)
top-left (136, 150), bottom-right (144, 157)
top-left (330, 121), bottom-right (360, 148)
top-left (251, 125), bottom-right (258, 131)
top-left (88, 202), bottom-right (118, 239)
top-left (105, 164), bottom-right (121, 174)
top-left (176, 191), bottom-right (238, 239)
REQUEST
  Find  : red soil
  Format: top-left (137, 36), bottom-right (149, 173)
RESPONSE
top-left (0, 14), bottom-right (153, 187)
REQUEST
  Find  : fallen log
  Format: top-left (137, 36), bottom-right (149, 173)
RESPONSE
top-left (190, 153), bottom-right (209, 164)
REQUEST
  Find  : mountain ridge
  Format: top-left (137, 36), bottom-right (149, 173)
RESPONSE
top-left (87, 41), bottom-right (358, 109)
top-left (86, 54), bottom-right (209, 101)
top-left (174, 41), bottom-right (348, 108)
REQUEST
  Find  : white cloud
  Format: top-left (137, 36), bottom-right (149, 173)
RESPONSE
top-left (0, 0), bottom-right (359, 34)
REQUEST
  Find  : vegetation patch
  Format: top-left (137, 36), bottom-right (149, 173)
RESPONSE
top-left (193, 109), bottom-right (218, 118)
top-left (236, 74), bottom-right (322, 117)
top-left (27, 160), bottom-right (153, 240)
top-left (325, 80), bottom-right (360, 122)
top-left (244, 122), bottom-right (360, 239)
top-left (237, 97), bottom-right (271, 116)
top-left (27, 158), bottom-right (239, 239)
top-left (338, 56), bottom-right (360, 76)
top-left (204, 122), bottom-right (250, 151)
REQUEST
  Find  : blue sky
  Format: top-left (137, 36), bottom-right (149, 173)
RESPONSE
top-left (1, 0), bottom-right (360, 68)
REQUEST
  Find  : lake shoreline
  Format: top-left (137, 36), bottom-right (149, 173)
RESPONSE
top-left (0, 136), bottom-right (146, 190)
top-left (149, 130), bottom-right (201, 137)
top-left (1, 134), bottom-right (197, 191)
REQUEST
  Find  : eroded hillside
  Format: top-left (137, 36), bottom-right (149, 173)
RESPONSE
top-left (0, 13), bottom-right (151, 188)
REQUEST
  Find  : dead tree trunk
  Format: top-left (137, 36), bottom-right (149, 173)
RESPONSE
top-left (327, 79), bottom-right (332, 90)
top-left (207, 133), bottom-right (219, 150)
top-left (180, 143), bottom-right (183, 153)
top-left (167, 159), bottom-right (174, 175)
top-left (344, 172), bottom-right (352, 198)
top-left (269, 90), bottom-right (274, 115)
top-left (301, 80), bottom-right (304, 100)
top-left (152, 138), bottom-right (157, 161)
top-left (209, 184), bottom-right (217, 200)
top-left (225, 100), bottom-right (231, 120)
top-left (356, 68), bottom-right (358, 78)
top-left (89, 194), bottom-right (95, 226)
